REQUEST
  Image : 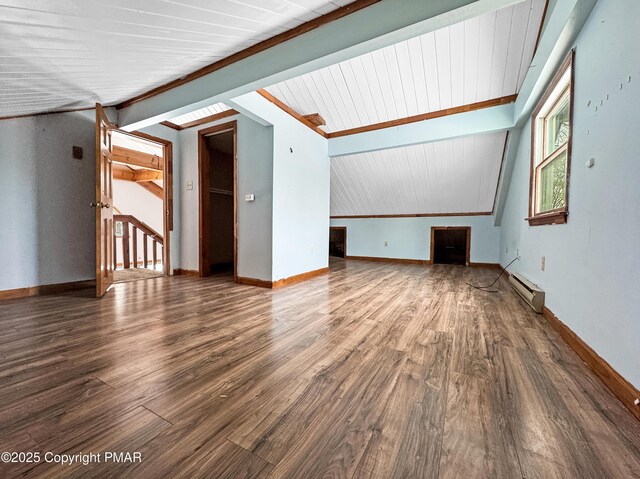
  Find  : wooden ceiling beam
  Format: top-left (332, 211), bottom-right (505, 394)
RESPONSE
top-left (330, 212), bottom-right (493, 219)
top-left (252, 89), bottom-right (516, 143)
top-left (256, 89), bottom-right (328, 138)
top-left (133, 169), bottom-right (163, 182)
top-left (327, 95), bottom-right (518, 138)
top-left (112, 145), bottom-right (163, 171)
top-left (112, 164), bottom-right (136, 181)
top-left (113, 163), bottom-right (163, 182)
top-left (303, 113), bottom-right (326, 127)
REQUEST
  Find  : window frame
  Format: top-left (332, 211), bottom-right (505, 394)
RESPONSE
top-left (528, 50), bottom-right (574, 226)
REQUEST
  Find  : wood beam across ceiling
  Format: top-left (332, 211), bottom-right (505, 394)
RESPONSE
top-left (113, 164), bottom-right (163, 183)
top-left (132, 169), bottom-right (163, 182)
top-left (253, 89), bottom-right (517, 142)
top-left (327, 95), bottom-right (518, 138)
top-left (256, 89), bottom-right (328, 138)
top-left (330, 212), bottom-right (493, 219)
top-left (112, 164), bottom-right (136, 181)
top-left (303, 113), bottom-right (326, 127)
top-left (112, 145), bottom-right (163, 171)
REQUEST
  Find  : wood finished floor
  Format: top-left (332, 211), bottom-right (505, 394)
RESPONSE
top-left (0, 258), bottom-right (639, 478)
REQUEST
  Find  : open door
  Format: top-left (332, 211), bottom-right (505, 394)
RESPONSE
top-left (198, 121), bottom-right (237, 280)
top-left (94, 104), bottom-right (117, 297)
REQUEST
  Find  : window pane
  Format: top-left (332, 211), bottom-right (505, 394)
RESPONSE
top-left (539, 150), bottom-right (567, 213)
top-left (545, 93), bottom-right (570, 156)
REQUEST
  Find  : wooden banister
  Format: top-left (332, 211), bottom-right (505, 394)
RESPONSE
top-left (114, 215), bottom-right (163, 246)
top-left (114, 214), bottom-right (164, 270)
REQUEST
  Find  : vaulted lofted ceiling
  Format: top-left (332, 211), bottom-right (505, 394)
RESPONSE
top-left (330, 132), bottom-right (507, 217)
top-left (265, 0), bottom-right (545, 134)
top-left (0, 0), bottom-right (353, 118)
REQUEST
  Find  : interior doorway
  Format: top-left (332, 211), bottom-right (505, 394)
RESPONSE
top-left (110, 130), bottom-right (173, 283)
top-left (198, 121), bottom-right (237, 279)
top-left (329, 227), bottom-right (347, 258)
top-left (430, 227), bottom-right (470, 266)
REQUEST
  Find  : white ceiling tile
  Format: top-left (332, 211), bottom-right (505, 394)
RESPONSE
top-left (330, 132), bottom-right (507, 216)
top-left (406, 37), bottom-right (429, 114)
top-left (0, 0), bottom-right (347, 117)
top-left (462, 18), bottom-right (480, 105)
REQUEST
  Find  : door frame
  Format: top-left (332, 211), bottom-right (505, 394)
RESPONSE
top-left (429, 226), bottom-right (471, 266)
top-left (113, 129), bottom-right (174, 275)
top-left (329, 226), bottom-right (347, 259)
top-left (198, 120), bottom-right (238, 280)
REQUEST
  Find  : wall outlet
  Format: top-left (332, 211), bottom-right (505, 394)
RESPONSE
top-left (186, 181), bottom-right (193, 191)
top-left (384, 241), bottom-right (388, 247)
top-left (541, 256), bottom-right (546, 271)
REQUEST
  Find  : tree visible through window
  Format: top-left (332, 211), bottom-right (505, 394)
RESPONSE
top-left (529, 51), bottom-right (573, 226)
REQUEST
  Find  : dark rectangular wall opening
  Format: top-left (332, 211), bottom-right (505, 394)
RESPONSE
top-left (206, 131), bottom-right (234, 274)
top-left (329, 227), bottom-right (346, 258)
top-left (432, 227), bottom-right (469, 265)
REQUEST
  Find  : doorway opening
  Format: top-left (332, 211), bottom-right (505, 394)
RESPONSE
top-left (430, 227), bottom-right (470, 266)
top-left (329, 227), bottom-right (347, 258)
top-left (198, 121), bottom-right (237, 279)
top-left (111, 130), bottom-right (173, 283)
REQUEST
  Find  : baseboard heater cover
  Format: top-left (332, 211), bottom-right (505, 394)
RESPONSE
top-left (508, 272), bottom-right (545, 313)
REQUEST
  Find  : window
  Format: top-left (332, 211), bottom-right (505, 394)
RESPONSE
top-left (528, 50), bottom-right (574, 226)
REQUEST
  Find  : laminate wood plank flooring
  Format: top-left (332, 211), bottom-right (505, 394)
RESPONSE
top-left (0, 258), bottom-right (638, 478)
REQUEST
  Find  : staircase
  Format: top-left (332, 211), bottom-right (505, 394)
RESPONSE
top-left (114, 214), bottom-right (163, 271)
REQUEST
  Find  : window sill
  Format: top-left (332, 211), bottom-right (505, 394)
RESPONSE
top-left (526, 211), bottom-right (567, 226)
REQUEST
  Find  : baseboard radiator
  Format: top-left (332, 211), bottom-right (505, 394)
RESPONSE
top-left (508, 272), bottom-right (545, 313)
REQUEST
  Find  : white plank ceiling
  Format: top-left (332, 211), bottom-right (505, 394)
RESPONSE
top-left (330, 132), bottom-right (507, 216)
top-left (166, 101), bottom-right (231, 125)
top-left (0, 0), bottom-right (352, 117)
top-left (266, 0), bottom-right (545, 133)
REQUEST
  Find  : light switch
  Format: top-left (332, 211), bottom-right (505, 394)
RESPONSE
top-left (245, 194), bottom-right (255, 202)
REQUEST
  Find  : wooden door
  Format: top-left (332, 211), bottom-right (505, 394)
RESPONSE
top-left (94, 104), bottom-right (117, 297)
